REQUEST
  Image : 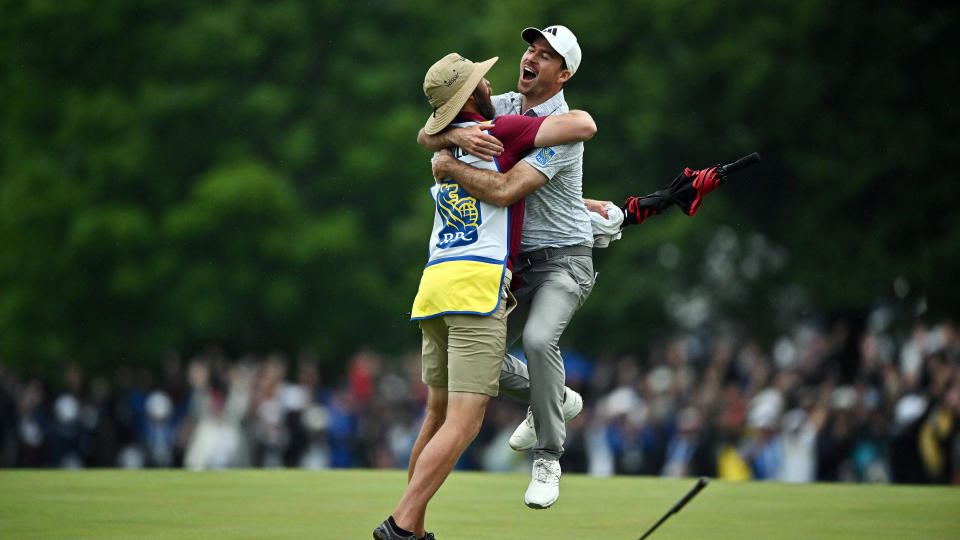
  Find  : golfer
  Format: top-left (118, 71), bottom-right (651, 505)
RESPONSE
top-left (374, 52), bottom-right (597, 540)
top-left (420, 25), bottom-right (596, 509)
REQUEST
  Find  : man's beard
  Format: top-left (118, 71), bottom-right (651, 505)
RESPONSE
top-left (474, 88), bottom-right (496, 120)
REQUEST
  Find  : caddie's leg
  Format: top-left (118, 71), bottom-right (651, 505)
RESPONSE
top-left (408, 316), bottom-right (452, 482)
top-left (407, 385), bottom-right (447, 482)
top-left (393, 391), bottom-right (489, 537)
top-left (397, 272), bottom-right (509, 535)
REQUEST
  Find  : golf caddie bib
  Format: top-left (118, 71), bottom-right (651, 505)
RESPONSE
top-left (411, 121), bottom-right (510, 320)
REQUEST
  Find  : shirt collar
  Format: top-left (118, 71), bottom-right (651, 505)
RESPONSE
top-left (518, 89), bottom-right (567, 118)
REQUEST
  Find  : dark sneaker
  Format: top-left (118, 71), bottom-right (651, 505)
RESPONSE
top-left (373, 519), bottom-right (417, 540)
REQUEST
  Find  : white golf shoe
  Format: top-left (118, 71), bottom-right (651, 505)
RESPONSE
top-left (524, 458), bottom-right (561, 509)
top-left (508, 387), bottom-right (583, 451)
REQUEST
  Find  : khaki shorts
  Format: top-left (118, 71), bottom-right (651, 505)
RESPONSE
top-left (419, 270), bottom-right (515, 397)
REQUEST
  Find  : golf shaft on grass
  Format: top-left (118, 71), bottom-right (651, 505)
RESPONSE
top-left (638, 477), bottom-right (709, 540)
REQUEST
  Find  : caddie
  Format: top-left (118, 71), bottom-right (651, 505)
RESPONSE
top-left (420, 25), bottom-right (598, 510)
top-left (374, 52), bottom-right (597, 540)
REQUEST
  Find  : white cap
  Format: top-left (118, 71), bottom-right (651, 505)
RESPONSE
top-left (521, 25), bottom-right (581, 76)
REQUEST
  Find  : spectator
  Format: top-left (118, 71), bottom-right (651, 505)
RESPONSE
top-left (778, 408), bottom-right (822, 483)
top-left (183, 359), bottom-right (251, 470)
top-left (0, 312), bottom-right (957, 487)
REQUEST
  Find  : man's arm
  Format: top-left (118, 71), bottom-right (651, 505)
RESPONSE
top-left (432, 152), bottom-right (548, 207)
top-left (534, 110), bottom-right (597, 147)
top-left (417, 125), bottom-right (503, 161)
top-left (432, 155), bottom-right (614, 214)
top-left (431, 111), bottom-right (598, 207)
top-left (417, 110), bottom-right (595, 161)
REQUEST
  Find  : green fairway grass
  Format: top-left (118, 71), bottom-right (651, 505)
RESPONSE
top-left (0, 469), bottom-right (957, 539)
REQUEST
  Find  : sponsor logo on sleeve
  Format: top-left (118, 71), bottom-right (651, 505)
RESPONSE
top-left (535, 147), bottom-right (556, 165)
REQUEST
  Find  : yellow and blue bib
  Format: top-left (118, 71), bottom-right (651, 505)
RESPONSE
top-left (411, 121), bottom-right (510, 320)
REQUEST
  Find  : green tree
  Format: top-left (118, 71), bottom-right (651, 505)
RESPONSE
top-left (1, 0), bottom-right (956, 373)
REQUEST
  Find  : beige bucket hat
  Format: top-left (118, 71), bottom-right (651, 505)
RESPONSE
top-left (423, 53), bottom-right (498, 135)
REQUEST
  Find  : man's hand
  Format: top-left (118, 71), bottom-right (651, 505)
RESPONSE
top-left (583, 198), bottom-right (614, 219)
top-left (432, 148), bottom-right (456, 183)
top-left (448, 124), bottom-right (503, 161)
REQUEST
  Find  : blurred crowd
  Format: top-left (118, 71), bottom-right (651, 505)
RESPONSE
top-left (1, 312), bottom-right (959, 485)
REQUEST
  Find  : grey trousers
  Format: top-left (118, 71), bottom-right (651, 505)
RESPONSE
top-left (497, 253), bottom-right (595, 461)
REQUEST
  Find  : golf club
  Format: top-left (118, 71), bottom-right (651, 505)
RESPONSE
top-left (719, 151), bottom-right (761, 176)
top-left (638, 476), bottom-right (709, 540)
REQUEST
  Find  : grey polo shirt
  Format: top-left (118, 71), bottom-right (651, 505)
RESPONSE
top-left (493, 90), bottom-right (593, 252)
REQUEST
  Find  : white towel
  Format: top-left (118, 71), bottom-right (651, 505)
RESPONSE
top-left (590, 203), bottom-right (624, 248)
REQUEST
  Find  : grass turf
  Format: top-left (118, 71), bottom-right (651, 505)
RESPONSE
top-left (1, 469), bottom-right (958, 539)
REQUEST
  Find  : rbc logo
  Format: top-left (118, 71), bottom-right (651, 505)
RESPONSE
top-left (436, 184), bottom-right (482, 249)
top-left (535, 147), bottom-right (556, 165)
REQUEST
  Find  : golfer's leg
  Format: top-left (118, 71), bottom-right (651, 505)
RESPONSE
top-left (498, 352), bottom-right (533, 403)
top-left (498, 278), bottom-right (585, 407)
top-left (524, 271), bottom-right (584, 460)
top-left (393, 391), bottom-right (489, 537)
top-left (407, 385), bottom-right (447, 481)
top-left (498, 283), bottom-right (534, 402)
